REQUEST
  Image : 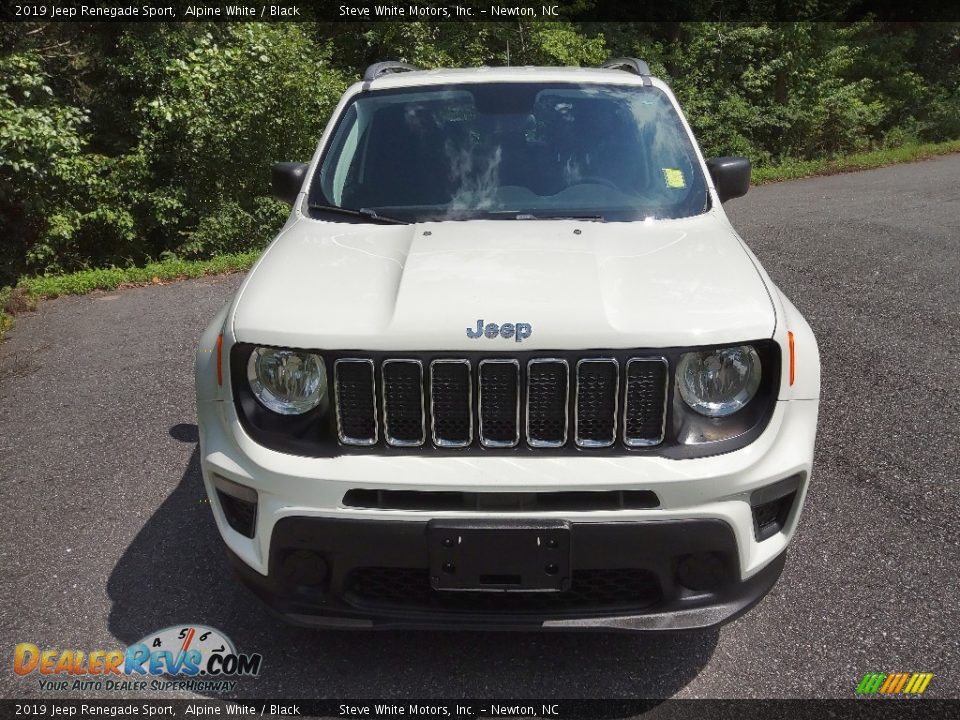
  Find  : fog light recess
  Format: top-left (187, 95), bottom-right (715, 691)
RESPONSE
top-left (212, 474), bottom-right (258, 539)
top-left (750, 473), bottom-right (803, 542)
top-left (280, 550), bottom-right (329, 589)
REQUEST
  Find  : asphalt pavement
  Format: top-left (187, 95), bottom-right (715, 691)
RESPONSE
top-left (1, 154), bottom-right (958, 703)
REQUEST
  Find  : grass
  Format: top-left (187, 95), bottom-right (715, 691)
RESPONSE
top-left (0, 252), bottom-right (259, 342)
top-left (752, 138), bottom-right (960, 184)
top-left (1, 138), bottom-right (959, 343)
top-left (17, 252), bottom-right (260, 298)
top-left (0, 287), bottom-right (13, 338)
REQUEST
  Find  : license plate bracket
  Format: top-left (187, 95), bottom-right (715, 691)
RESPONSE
top-left (427, 520), bottom-right (571, 592)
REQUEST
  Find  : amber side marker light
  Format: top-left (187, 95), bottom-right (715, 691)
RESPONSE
top-left (216, 333), bottom-right (224, 386)
top-left (788, 331), bottom-right (795, 386)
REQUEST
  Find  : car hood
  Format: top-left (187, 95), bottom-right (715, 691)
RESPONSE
top-left (232, 214), bottom-right (775, 350)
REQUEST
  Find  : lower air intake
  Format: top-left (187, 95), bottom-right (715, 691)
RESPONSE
top-left (346, 567), bottom-right (663, 615)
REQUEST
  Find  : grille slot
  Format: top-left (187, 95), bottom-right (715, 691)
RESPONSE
top-left (430, 360), bottom-right (472, 447)
top-left (623, 358), bottom-right (669, 447)
top-left (333, 359), bottom-right (378, 445)
top-left (342, 489), bottom-right (660, 511)
top-left (478, 359), bottom-right (520, 448)
top-left (526, 359), bottom-right (569, 447)
top-left (381, 360), bottom-right (425, 447)
top-left (575, 359), bottom-right (619, 448)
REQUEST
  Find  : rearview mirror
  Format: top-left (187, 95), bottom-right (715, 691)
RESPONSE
top-left (271, 162), bottom-right (309, 206)
top-left (706, 157), bottom-right (751, 203)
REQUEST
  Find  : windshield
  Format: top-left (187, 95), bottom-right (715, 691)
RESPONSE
top-left (309, 82), bottom-right (709, 223)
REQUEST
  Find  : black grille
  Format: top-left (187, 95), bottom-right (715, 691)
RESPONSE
top-left (329, 353), bottom-right (669, 451)
top-left (346, 567), bottom-right (662, 615)
top-left (382, 360), bottom-right (425, 446)
top-left (342, 489), bottom-right (660, 511)
top-left (526, 360), bottom-right (569, 446)
top-left (478, 360), bottom-right (520, 447)
top-left (623, 359), bottom-right (668, 446)
top-left (334, 360), bottom-right (377, 445)
top-left (575, 359), bottom-right (619, 447)
top-left (430, 361), bottom-right (472, 446)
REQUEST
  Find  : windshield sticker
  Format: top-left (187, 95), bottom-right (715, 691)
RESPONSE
top-left (663, 168), bottom-right (686, 188)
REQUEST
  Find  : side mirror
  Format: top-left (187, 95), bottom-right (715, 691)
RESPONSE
top-left (271, 162), bottom-right (309, 206)
top-left (706, 157), bottom-right (751, 203)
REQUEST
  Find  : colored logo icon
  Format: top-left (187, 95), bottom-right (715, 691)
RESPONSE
top-left (856, 672), bottom-right (933, 696)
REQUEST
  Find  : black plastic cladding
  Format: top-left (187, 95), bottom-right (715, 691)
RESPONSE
top-left (215, 489), bottom-right (257, 538)
top-left (345, 567), bottom-right (664, 614)
top-left (230, 340), bottom-right (781, 460)
top-left (226, 516), bottom-right (770, 629)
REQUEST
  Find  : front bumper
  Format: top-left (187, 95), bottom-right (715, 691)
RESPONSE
top-left (198, 396), bottom-right (817, 630)
top-left (227, 516), bottom-right (787, 631)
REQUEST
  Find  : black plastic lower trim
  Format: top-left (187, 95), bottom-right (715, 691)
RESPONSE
top-left (225, 516), bottom-right (786, 632)
top-left (342, 488), bottom-right (659, 512)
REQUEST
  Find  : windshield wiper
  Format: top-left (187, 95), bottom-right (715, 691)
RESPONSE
top-left (308, 204), bottom-right (409, 225)
top-left (473, 210), bottom-right (607, 222)
top-left (515, 213), bottom-right (605, 222)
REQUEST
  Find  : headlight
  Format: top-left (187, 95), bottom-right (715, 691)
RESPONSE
top-left (676, 345), bottom-right (762, 417)
top-left (247, 347), bottom-right (327, 415)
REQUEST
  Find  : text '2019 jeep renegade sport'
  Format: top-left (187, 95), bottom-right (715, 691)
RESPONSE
top-left (195, 59), bottom-right (820, 631)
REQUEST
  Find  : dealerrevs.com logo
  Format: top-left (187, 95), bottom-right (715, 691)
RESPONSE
top-left (14, 625), bottom-right (261, 693)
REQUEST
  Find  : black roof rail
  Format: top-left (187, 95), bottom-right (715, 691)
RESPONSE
top-left (600, 57), bottom-right (652, 77)
top-left (363, 61), bottom-right (421, 82)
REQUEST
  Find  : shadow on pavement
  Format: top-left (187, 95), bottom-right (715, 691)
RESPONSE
top-left (169, 423), bottom-right (200, 443)
top-left (107, 427), bottom-right (719, 700)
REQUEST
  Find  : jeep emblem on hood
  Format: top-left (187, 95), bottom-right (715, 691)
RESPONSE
top-left (467, 319), bottom-right (532, 343)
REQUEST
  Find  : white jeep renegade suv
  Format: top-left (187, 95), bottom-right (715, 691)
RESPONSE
top-left (195, 59), bottom-right (820, 631)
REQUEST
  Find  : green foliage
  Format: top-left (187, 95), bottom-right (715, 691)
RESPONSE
top-left (130, 24), bottom-right (345, 220)
top-left (751, 138), bottom-right (960, 184)
top-left (0, 23), bottom-right (348, 286)
top-left (0, 51), bottom-right (89, 285)
top-left (0, 251), bottom-right (254, 341)
top-left (1, 20), bottom-right (958, 292)
top-left (331, 21), bottom-right (607, 71)
top-left (610, 23), bottom-right (888, 162)
top-left (0, 286), bottom-right (12, 337)
top-left (0, 53), bottom-right (86, 178)
top-left (602, 22), bottom-right (959, 165)
top-left (177, 197), bottom-right (289, 259)
top-left (17, 251), bottom-right (259, 299)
